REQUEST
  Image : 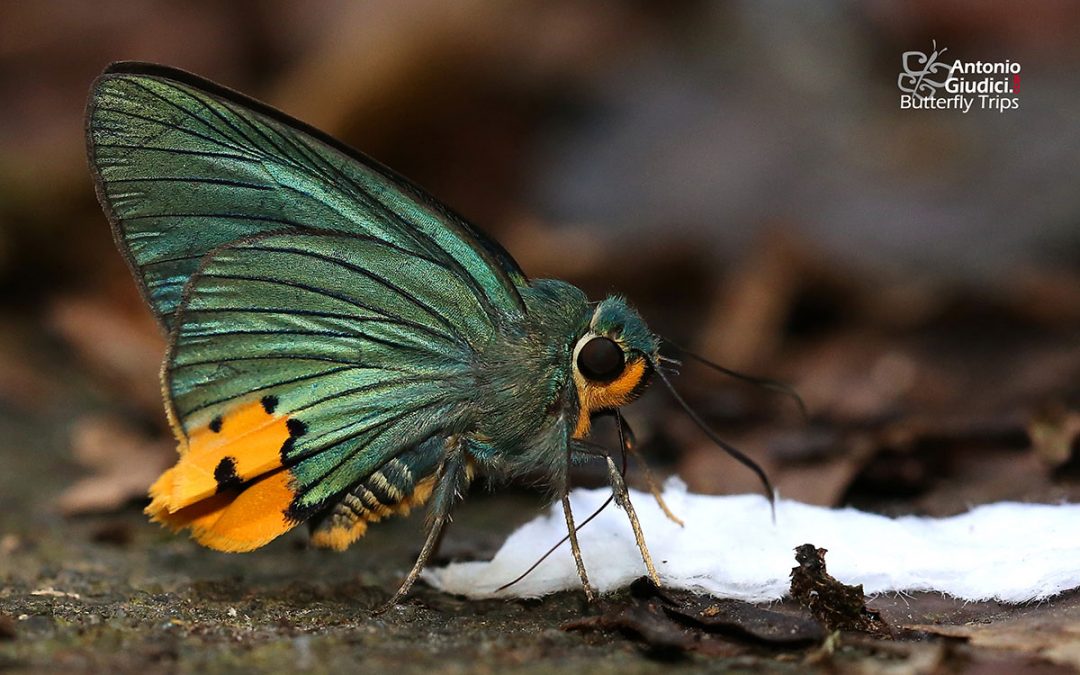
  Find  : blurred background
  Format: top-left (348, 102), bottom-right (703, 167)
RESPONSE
top-left (0, 0), bottom-right (1078, 528)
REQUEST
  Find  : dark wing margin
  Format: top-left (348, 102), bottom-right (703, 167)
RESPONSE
top-left (86, 61), bottom-right (527, 332)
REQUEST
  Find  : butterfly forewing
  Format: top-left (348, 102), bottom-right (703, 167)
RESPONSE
top-left (88, 63), bottom-right (525, 331)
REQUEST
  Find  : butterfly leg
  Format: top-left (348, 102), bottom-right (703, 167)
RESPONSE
top-left (589, 411), bottom-right (683, 526)
top-left (377, 439), bottom-right (469, 612)
top-left (561, 494), bottom-right (597, 602)
top-left (604, 454), bottom-right (661, 586)
top-left (614, 414), bottom-right (683, 527)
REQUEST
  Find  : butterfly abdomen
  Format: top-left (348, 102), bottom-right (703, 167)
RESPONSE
top-left (308, 438), bottom-right (445, 551)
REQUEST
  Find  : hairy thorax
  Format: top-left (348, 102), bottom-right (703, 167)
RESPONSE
top-left (467, 280), bottom-right (591, 478)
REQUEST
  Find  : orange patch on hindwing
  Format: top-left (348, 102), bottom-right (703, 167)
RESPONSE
top-left (146, 395), bottom-right (306, 551)
top-left (164, 396), bottom-right (297, 510)
top-left (148, 469), bottom-right (298, 552)
top-left (573, 357), bottom-right (647, 438)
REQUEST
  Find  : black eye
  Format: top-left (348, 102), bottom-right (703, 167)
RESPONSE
top-left (577, 337), bottom-right (625, 382)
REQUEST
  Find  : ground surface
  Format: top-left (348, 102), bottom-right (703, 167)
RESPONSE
top-left (1, 389), bottom-right (1078, 674)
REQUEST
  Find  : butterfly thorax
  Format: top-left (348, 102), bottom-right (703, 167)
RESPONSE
top-left (467, 279), bottom-right (591, 480)
top-left (466, 282), bottom-right (659, 485)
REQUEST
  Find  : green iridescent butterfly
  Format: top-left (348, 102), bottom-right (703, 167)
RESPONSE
top-left (86, 62), bottom-right (783, 607)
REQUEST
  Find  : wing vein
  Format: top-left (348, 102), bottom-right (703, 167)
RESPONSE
top-left (93, 142), bottom-right (261, 163)
top-left (170, 354), bottom-right (373, 370)
top-left (93, 106), bottom-right (252, 156)
top-left (180, 364), bottom-right (359, 418)
top-left (237, 246), bottom-right (470, 342)
top-left (290, 374), bottom-right (447, 417)
top-left (178, 327), bottom-right (447, 360)
top-left (123, 79), bottom-right (262, 158)
top-left (108, 176), bottom-right (272, 190)
top-left (194, 272), bottom-right (458, 344)
top-left (288, 398), bottom-right (453, 496)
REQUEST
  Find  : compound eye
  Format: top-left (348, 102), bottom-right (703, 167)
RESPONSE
top-left (577, 337), bottom-right (625, 382)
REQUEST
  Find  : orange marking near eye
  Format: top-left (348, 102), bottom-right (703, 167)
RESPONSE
top-left (147, 469), bottom-right (298, 552)
top-left (573, 358), bottom-right (647, 438)
top-left (309, 475), bottom-right (438, 552)
top-left (156, 399), bottom-right (293, 511)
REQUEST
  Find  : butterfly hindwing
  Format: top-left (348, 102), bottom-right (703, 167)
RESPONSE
top-left (87, 62), bottom-right (526, 332)
top-left (146, 231), bottom-right (484, 550)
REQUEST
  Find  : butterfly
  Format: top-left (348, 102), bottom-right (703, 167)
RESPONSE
top-left (87, 62), bottom-right (786, 608)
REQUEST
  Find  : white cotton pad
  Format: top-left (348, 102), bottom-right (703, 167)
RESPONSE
top-left (425, 479), bottom-right (1080, 603)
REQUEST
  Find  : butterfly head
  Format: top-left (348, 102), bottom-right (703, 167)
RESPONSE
top-left (571, 296), bottom-right (658, 437)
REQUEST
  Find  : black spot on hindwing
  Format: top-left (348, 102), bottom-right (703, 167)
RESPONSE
top-left (208, 415), bottom-right (223, 433)
top-left (261, 395), bottom-right (279, 414)
top-left (213, 456), bottom-right (241, 492)
top-left (280, 418), bottom-right (307, 459)
top-left (286, 419), bottom-right (307, 437)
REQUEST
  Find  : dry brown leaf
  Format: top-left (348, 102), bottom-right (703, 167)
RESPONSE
top-left (56, 415), bottom-right (172, 515)
top-left (1029, 405), bottom-right (1080, 469)
top-left (677, 426), bottom-right (867, 507)
top-left (0, 614), bottom-right (15, 641)
top-left (47, 295), bottom-right (165, 414)
top-left (0, 316), bottom-right (59, 411)
top-left (563, 578), bottom-right (822, 657)
top-left (789, 544), bottom-right (891, 637)
top-left (697, 230), bottom-right (807, 369)
top-left (910, 599), bottom-right (1080, 670)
